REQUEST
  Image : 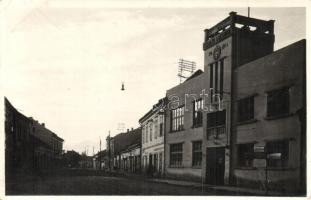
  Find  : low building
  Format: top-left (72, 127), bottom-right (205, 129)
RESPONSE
top-left (5, 98), bottom-right (34, 178)
top-left (4, 97), bottom-right (64, 178)
top-left (31, 119), bottom-right (64, 170)
top-left (62, 150), bottom-right (82, 168)
top-left (231, 39), bottom-right (306, 194)
top-left (120, 143), bottom-right (141, 173)
top-left (79, 154), bottom-right (94, 169)
top-left (139, 98), bottom-right (166, 177)
top-left (94, 150), bottom-right (107, 170)
top-left (106, 128), bottom-right (142, 172)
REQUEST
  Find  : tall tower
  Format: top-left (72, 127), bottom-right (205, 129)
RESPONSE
top-left (203, 11), bottom-right (274, 105)
top-left (202, 12), bottom-right (275, 185)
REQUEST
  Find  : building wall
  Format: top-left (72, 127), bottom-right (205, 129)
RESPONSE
top-left (201, 13), bottom-right (275, 185)
top-left (165, 73), bottom-right (206, 181)
top-left (120, 146), bottom-right (141, 173)
top-left (202, 36), bottom-right (233, 184)
top-left (31, 120), bottom-right (64, 169)
top-left (4, 98), bottom-right (64, 178)
top-left (5, 99), bottom-right (33, 178)
top-left (232, 39), bottom-right (306, 193)
top-left (141, 110), bottom-right (165, 175)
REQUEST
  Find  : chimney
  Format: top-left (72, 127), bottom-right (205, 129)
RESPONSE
top-left (127, 129), bottom-right (129, 133)
top-left (42, 123), bottom-right (45, 127)
top-left (131, 127), bottom-right (134, 131)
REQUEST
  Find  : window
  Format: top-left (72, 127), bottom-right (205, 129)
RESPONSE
top-left (170, 143), bottom-right (183, 167)
top-left (207, 110), bottom-right (226, 128)
top-left (142, 127), bottom-right (145, 144)
top-left (238, 143), bottom-right (254, 167)
top-left (267, 87), bottom-right (290, 117)
top-left (159, 115), bottom-right (164, 137)
top-left (159, 152), bottom-right (163, 172)
top-left (238, 96), bottom-right (254, 122)
top-left (266, 140), bottom-right (289, 168)
top-left (149, 123), bottom-right (153, 141)
top-left (159, 123), bottom-right (163, 137)
top-left (146, 125), bottom-right (149, 143)
top-left (209, 59), bottom-right (225, 102)
top-left (193, 99), bottom-right (204, 127)
top-left (192, 141), bottom-right (202, 167)
top-left (171, 106), bottom-right (184, 132)
top-left (154, 119), bottom-right (158, 139)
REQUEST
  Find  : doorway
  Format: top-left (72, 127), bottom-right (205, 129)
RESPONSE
top-left (206, 147), bottom-right (225, 185)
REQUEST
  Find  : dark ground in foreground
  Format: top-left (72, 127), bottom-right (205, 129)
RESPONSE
top-left (6, 174), bottom-right (241, 195)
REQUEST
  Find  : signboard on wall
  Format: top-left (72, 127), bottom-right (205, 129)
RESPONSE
top-left (254, 146), bottom-right (265, 153)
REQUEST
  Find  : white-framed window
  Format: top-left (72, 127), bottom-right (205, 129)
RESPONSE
top-left (171, 106), bottom-right (184, 132)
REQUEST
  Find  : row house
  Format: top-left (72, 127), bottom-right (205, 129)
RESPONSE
top-left (5, 97), bottom-right (64, 179)
top-left (31, 119), bottom-right (64, 169)
top-left (106, 127), bottom-right (142, 173)
top-left (93, 150), bottom-right (107, 170)
top-left (139, 98), bottom-right (166, 177)
top-left (120, 143), bottom-right (141, 173)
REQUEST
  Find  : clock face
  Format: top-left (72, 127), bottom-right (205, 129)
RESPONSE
top-left (213, 45), bottom-right (221, 60)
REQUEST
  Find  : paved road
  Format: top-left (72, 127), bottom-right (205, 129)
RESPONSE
top-left (6, 175), bottom-right (237, 195)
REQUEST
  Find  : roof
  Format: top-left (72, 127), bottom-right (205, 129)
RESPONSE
top-left (185, 69), bottom-right (204, 82)
top-left (5, 97), bottom-right (64, 143)
top-left (95, 150), bottom-right (107, 160)
top-left (5, 97), bottom-right (32, 123)
top-left (139, 97), bottom-right (166, 124)
top-left (237, 39), bottom-right (306, 71)
top-left (113, 127), bottom-right (142, 155)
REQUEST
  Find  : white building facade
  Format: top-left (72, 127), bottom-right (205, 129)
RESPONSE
top-left (139, 98), bottom-right (166, 177)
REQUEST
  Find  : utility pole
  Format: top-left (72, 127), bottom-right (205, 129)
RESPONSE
top-left (108, 130), bottom-right (111, 171)
top-left (99, 137), bottom-right (102, 170)
top-left (100, 137), bottom-right (102, 152)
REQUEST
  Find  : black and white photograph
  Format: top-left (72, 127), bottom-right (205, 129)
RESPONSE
top-left (0, 0), bottom-right (308, 197)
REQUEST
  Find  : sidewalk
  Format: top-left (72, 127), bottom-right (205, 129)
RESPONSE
top-left (147, 178), bottom-right (296, 196)
top-left (100, 170), bottom-right (300, 196)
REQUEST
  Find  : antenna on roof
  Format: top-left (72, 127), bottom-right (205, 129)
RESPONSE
top-left (177, 59), bottom-right (196, 84)
top-left (117, 123), bottom-right (125, 132)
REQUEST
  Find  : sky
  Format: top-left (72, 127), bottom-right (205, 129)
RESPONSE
top-left (0, 1), bottom-right (306, 154)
